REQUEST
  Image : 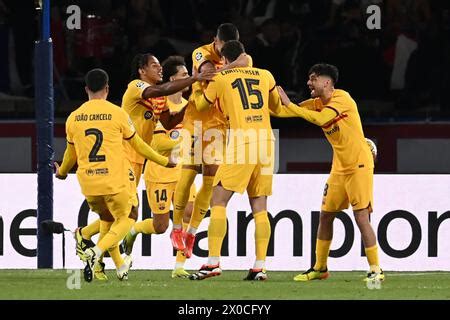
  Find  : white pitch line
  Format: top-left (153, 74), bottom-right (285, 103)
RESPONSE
top-left (386, 272), bottom-right (449, 276)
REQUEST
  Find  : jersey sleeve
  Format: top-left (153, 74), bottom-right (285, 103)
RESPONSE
top-left (120, 109), bottom-right (137, 140)
top-left (128, 80), bottom-right (151, 101)
top-left (265, 70), bottom-right (276, 92)
top-left (298, 99), bottom-right (318, 111)
top-left (149, 96), bottom-right (169, 117)
top-left (203, 76), bottom-right (219, 104)
top-left (66, 114), bottom-right (74, 144)
top-left (192, 47), bottom-right (212, 71)
top-left (324, 93), bottom-right (349, 115)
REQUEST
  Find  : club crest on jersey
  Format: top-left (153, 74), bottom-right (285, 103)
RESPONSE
top-left (158, 203), bottom-right (166, 210)
top-left (170, 130), bottom-right (180, 140)
top-left (195, 52), bottom-right (203, 61)
top-left (144, 110), bottom-right (153, 120)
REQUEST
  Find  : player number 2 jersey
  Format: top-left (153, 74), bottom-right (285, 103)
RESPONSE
top-left (65, 99), bottom-right (136, 196)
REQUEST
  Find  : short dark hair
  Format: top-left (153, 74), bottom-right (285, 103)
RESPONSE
top-left (221, 40), bottom-right (245, 63)
top-left (130, 53), bottom-right (155, 80)
top-left (85, 68), bottom-right (109, 92)
top-left (162, 56), bottom-right (186, 83)
top-left (308, 63), bottom-right (339, 85)
top-left (217, 23), bottom-right (239, 42)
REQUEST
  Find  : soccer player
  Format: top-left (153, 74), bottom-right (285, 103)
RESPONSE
top-left (273, 63), bottom-right (384, 283)
top-left (170, 23), bottom-right (252, 258)
top-left (121, 56), bottom-right (197, 278)
top-left (74, 53), bottom-right (214, 273)
top-left (55, 69), bottom-right (176, 282)
top-left (188, 40), bottom-right (281, 281)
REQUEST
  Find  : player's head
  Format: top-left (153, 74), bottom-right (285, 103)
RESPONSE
top-left (214, 23), bottom-right (239, 55)
top-left (162, 55), bottom-right (189, 92)
top-left (85, 68), bottom-right (109, 98)
top-left (307, 63), bottom-right (339, 98)
top-left (131, 53), bottom-right (163, 84)
top-left (221, 40), bottom-right (245, 65)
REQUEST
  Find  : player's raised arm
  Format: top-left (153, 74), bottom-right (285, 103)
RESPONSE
top-left (142, 68), bottom-right (216, 100)
top-left (272, 86), bottom-right (337, 126)
top-left (158, 107), bottom-right (187, 131)
top-left (216, 53), bottom-right (253, 72)
top-left (127, 133), bottom-right (176, 168)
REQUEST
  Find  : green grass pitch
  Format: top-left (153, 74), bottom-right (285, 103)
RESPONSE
top-left (0, 270), bottom-right (449, 300)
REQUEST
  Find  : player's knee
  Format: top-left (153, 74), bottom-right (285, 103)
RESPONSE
top-left (354, 211), bottom-right (370, 226)
top-left (128, 207), bottom-right (138, 221)
top-left (203, 165), bottom-right (218, 176)
top-left (319, 211), bottom-right (336, 224)
top-left (153, 219), bottom-right (169, 234)
top-left (211, 195), bottom-right (226, 207)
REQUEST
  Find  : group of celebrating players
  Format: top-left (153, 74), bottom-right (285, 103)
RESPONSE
top-left (55, 22), bottom-right (384, 286)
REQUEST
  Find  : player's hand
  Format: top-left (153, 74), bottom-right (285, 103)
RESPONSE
top-left (277, 86), bottom-right (291, 106)
top-left (233, 53), bottom-right (250, 68)
top-left (54, 162), bottom-right (67, 180)
top-left (193, 68), bottom-right (216, 82)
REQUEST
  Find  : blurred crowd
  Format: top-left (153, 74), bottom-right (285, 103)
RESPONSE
top-left (0, 0), bottom-right (450, 120)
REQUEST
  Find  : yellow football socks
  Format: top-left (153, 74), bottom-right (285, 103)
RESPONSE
top-left (253, 211), bottom-right (271, 261)
top-left (173, 168), bottom-right (197, 226)
top-left (365, 245), bottom-right (381, 273)
top-left (81, 219), bottom-right (100, 240)
top-left (133, 218), bottom-right (156, 234)
top-left (97, 216), bottom-right (135, 253)
top-left (208, 206), bottom-right (227, 257)
top-left (99, 220), bottom-right (124, 268)
top-left (190, 175), bottom-right (214, 229)
top-left (313, 239), bottom-right (332, 271)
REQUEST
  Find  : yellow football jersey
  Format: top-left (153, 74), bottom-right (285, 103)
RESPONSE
top-left (122, 79), bottom-right (168, 164)
top-left (203, 67), bottom-right (276, 145)
top-left (184, 42), bottom-right (227, 131)
top-left (186, 42), bottom-right (253, 132)
top-left (65, 99), bottom-right (136, 196)
top-left (305, 89), bottom-right (374, 174)
top-left (144, 97), bottom-right (187, 183)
